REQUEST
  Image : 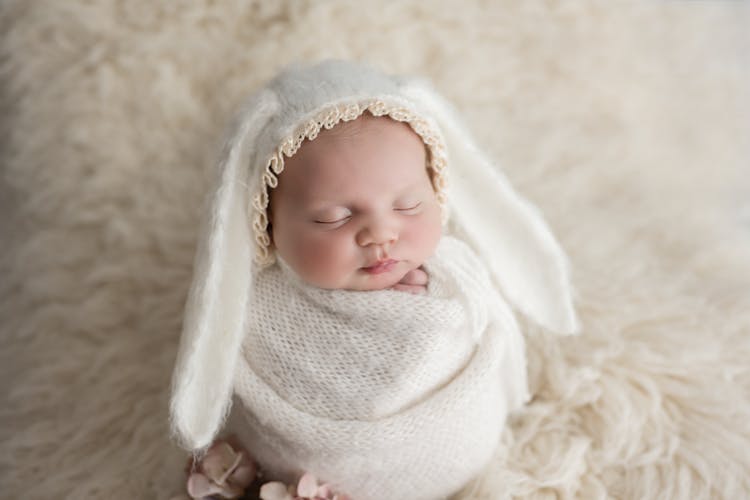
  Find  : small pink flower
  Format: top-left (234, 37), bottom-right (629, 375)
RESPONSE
top-left (259, 481), bottom-right (295, 500)
top-left (186, 439), bottom-right (256, 499)
top-left (259, 472), bottom-right (350, 500)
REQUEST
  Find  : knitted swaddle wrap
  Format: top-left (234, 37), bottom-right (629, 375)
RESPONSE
top-left (231, 237), bottom-right (530, 500)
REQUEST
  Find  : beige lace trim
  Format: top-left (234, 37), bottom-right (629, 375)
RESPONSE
top-left (250, 99), bottom-right (449, 266)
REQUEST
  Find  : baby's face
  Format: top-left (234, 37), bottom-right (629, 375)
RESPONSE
top-left (269, 115), bottom-right (442, 291)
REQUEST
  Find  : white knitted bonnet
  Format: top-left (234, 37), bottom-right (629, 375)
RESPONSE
top-left (170, 60), bottom-right (580, 451)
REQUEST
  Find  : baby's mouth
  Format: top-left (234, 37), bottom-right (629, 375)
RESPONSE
top-left (361, 259), bottom-right (399, 275)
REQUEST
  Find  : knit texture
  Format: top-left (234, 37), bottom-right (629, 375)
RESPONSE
top-left (231, 236), bottom-right (529, 500)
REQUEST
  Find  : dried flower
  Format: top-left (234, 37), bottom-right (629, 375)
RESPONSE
top-left (259, 472), bottom-right (351, 500)
top-left (186, 439), bottom-right (256, 499)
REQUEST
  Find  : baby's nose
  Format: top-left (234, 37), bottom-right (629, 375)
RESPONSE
top-left (356, 219), bottom-right (398, 247)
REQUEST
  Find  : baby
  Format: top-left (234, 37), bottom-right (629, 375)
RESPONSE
top-left (268, 113), bottom-right (439, 295)
top-left (170, 60), bottom-right (579, 500)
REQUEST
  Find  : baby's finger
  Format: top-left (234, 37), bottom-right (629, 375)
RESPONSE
top-left (399, 268), bottom-right (428, 286)
top-left (391, 283), bottom-right (428, 295)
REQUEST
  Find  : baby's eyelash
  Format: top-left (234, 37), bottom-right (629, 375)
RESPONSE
top-left (315, 215), bottom-right (352, 225)
top-left (395, 202), bottom-right (422, 212)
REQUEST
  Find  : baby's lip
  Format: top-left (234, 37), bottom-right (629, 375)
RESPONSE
top-left (361, 259), bottom-right (399, 274)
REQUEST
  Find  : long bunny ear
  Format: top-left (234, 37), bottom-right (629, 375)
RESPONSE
top-left (401, 80), bottom-right (579, 335)
top-left (170, 90), bottom-right (280, 451)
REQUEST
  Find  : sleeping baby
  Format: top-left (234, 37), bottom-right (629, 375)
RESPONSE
top-left (170, 60), bottom-right (579, 500)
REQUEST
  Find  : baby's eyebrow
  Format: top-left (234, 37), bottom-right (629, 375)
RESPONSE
top-left (299, 176), bottom-right (431, 207)
top-left (291, 188), bottom-right (344, 207)
top-left (396, 179), bottom-right (432, 195)
top-left (303, 200), bottom-right (351, 213)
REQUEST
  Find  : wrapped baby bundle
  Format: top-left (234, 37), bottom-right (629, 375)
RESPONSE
top-left (233, 236), bottom-right (526, 499)
top-left (170, 60), bottom-right (579, 499)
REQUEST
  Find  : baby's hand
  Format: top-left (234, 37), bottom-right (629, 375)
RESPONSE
top-left (390, 267), bottom-right (428, 295)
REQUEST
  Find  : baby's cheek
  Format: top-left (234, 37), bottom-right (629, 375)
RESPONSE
top-left (296, 232), bottom-right (355, 287)
top-left (406, 211), bottom-right (442, 259)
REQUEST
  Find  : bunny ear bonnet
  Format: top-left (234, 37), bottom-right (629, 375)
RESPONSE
top-left (170, 60), bottom-right (580, 452)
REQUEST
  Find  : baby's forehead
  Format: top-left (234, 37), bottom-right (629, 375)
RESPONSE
top-left (279, 115), bottom-right (428, 183)
top-left (270, 116), bottom-right (431, 202)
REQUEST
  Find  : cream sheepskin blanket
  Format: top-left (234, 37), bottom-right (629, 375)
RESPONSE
top-left (1, 1), bottom-right (749, 499)
top-left (232, 236), bottom-right (527, 499)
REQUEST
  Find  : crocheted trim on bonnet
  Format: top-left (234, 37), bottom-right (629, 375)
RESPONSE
top-left (250, 99), bottom-right (449, 266)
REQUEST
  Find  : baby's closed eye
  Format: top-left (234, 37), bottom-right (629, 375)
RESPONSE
top-left (313, 208), bottom-right (352, 225)
top-left (394, 200), bottom-right (422, 214)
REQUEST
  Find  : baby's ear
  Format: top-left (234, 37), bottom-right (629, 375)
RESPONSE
top-left (399, 78), bottom-right (579, 335)
top-left (170, 89), bottom-right (281, 452)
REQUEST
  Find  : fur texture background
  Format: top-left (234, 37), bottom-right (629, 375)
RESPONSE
top-left (1, 1), bottom-right (749, 498)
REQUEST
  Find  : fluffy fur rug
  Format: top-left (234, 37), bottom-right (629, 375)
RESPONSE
top-left (1, 1), bottom-right (749, 499)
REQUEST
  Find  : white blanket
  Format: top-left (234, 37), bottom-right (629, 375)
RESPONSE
top-left (229, 237), bottom-right (530, 500)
